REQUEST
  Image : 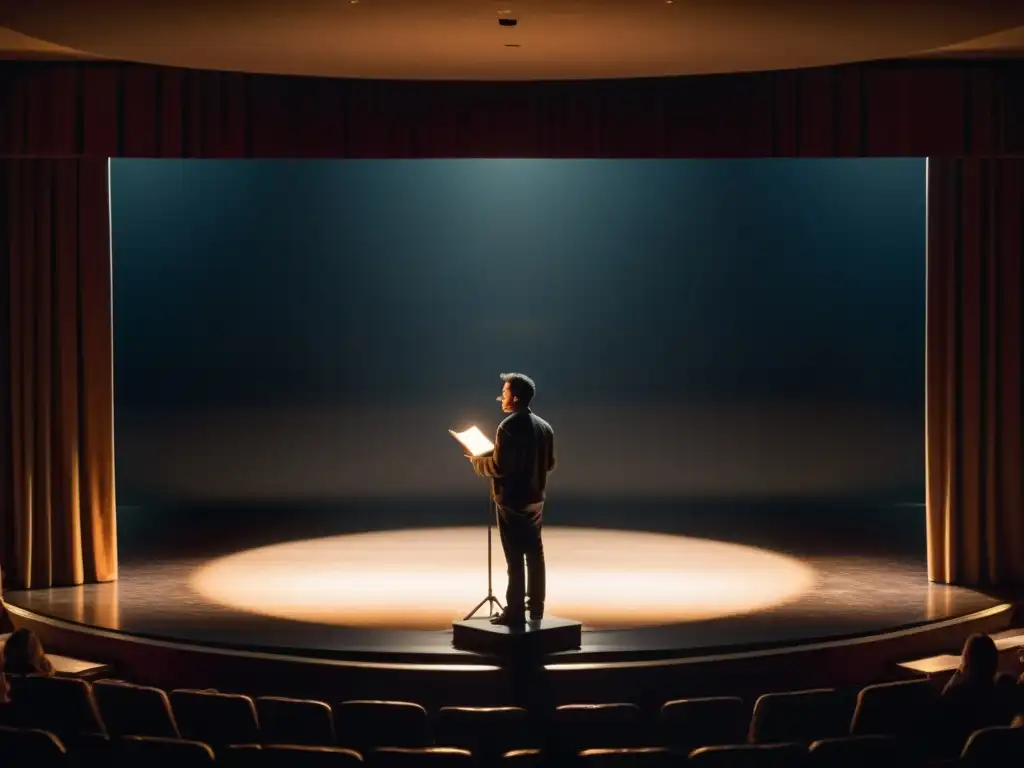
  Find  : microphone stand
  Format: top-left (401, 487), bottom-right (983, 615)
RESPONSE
top-left (463, 493), bottom-right (504, 620)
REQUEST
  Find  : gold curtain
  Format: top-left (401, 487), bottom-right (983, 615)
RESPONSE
top-left (926, 158), bottom-right (1024, 586)
top-left (0, 159), bottom-right (117, 589)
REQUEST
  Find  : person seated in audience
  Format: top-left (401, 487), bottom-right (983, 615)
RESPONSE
top-left (1004, 649), bottom-right (1024, 726)
top-left (938, 633), bottom-right (1016, 753)
top-left (2, 628), bottom-right (55, 677)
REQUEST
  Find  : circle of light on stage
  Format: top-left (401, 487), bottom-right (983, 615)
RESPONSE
top-left (190, 527), bottom-right (817, 630)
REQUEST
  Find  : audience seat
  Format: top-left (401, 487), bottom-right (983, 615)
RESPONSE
top-left (435, 705), bottom-right (534, 757)
top-left (170, 689), bottom-right (260, 746)
top-left (368, 746), bottom-right (474, 766)
top-left (552, 703), bottom-right (644, 752)
top-left (72, 732), bottom-right (114, 768)
top-left (502, 748), bottom-right (543, 765)
top-left (660, 697), bottom-right (747, 753)
top-left (257, 696), bottom-right (335, 746)
top-left (0, 725), bottom-right (67, 764)
top-left (807, 734), bottom-right (913, 767)
top-left (688, 743), bottom-right (807, 767)
top-left (849, 679), bottom-right (938, 741)
top-left (578, 746), bottom-right (674, 765)
top-left (93, 680), bottom-right (180, 738)
top-left (748, 688), bottom-right (852, 744)
top-left (7, 675), bottom-right (106, 738)
top-left (216, 743), bottom-right (263, 768)
top-left (335, 700), bottom-right (431, 752)
top-left (960, 725), bottom-right (1024, 767)
top-left (262, 744), bottom-right (364, 766)
top-left (118, 735), bottom-right (216, 767)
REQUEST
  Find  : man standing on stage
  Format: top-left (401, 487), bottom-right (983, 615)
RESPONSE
top-left (468, 372), bottom-right (556, 626)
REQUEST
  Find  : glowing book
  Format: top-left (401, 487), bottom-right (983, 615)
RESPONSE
top-left (449, 426), bottom-right (494, 457)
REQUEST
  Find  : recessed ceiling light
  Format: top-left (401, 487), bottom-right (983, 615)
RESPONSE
top-left (497, 9), bottom-right (512, 15)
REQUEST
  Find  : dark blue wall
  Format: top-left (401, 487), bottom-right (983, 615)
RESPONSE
top-left (111, 159), bottom-right (925, 507)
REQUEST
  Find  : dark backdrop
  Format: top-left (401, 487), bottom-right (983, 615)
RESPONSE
top-left (110, 159), bottom-right (925, 536)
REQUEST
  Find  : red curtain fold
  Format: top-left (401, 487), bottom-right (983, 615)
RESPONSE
top-left (0, 158), bottom-right (117, 589)
top-left (0, 60), bottom-right (1022, 159)
top-left (927, 159), bottom-right (1024, 585)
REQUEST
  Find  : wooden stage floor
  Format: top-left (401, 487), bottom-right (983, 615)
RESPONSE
top-left (5, 499), bottom-right (1005, 665)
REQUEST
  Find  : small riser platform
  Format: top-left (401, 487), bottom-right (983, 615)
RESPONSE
top-left (452, 617), bottom-right (582, 656)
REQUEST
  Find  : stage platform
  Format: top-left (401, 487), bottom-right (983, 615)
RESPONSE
top-left (4, 500), bottom-right (1017, 708)
top-left (5, 551), bottom-right (1006, 664)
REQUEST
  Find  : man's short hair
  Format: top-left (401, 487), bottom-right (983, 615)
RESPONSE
top-left (501, 372), bottom-right (536, 406)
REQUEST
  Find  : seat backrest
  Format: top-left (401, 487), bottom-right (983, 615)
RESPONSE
top-left (216, 743), bottom-right (263, 768)
top-left (807, 734), bottom-right (907, 767)
top-left (435, 706), bottom-right (533, 755)
top-left (335, 700), bottom-right (430, 750)
top-left (70, 731), bottom-right (113, 766)
top-left (552, 703), bottom-right (644, 751)
top-left (579, 746), bottom-right (674, 766)
top-left (960, 725), bottom-right (1024, 767)
top-left (849, 679), bottom-right (938, 739)
top-left (689, 742), bottom-right (808, 767)
top-left (93, 680), bottom-right (180, 738)
top-left (170, 689), bottom-right (260, 746)
top-left (749, 688), bottom-right (852, 744)
top-left (660, 696), bottom-right (747, 751)
top-left (257, 696), bottom-right (335, 746)
top-left (501, 748), bottom-right (543, 766)
top-left (119, 735), bottom-right (216, 767)
top-left (368, 746), bottom-right (474, 767)
top-left (263, 744), bottom-right (364, 767)
top-left (9, 675), bottom-right (106, 737)
top-left (0, 724), bottom-right (67, 763)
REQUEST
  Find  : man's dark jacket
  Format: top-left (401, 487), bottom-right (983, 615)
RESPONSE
top-left (470, 409), bottom-right (556, 508)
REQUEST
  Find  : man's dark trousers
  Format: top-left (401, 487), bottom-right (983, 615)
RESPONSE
top-left (496, 502), bottom-right (545, 617)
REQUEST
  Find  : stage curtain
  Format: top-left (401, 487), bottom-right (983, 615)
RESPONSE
top-left (926, 159), bottom-right (1024, 586)
top-left (0, 60), bottom-right (1022, 158)
top-left (0, 159), bottom-right (117, 589)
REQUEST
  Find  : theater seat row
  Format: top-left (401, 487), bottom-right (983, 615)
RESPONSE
top-left (3, 726), bottom-right (1024, 767)
top-left (1, 674), bottom-right (954, 753)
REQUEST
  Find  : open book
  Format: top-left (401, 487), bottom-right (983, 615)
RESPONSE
top-left (449, 426), bottom-right (494, 457)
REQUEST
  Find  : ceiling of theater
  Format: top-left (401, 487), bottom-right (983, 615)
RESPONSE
top-left (1, 0), bottom-right (1023, 80)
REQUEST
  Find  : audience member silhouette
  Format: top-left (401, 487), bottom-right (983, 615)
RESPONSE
top-left (939, 633), bottom-right (1016, 754)
top-left (2, 627), bottom-right (55, 678)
